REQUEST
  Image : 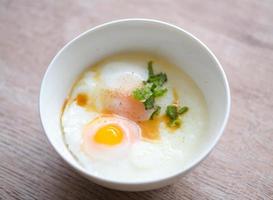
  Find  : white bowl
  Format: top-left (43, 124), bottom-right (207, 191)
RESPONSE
top-left (39, 19), bottom-right (230, 191)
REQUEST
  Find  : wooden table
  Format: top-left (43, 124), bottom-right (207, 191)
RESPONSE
top-left (1, 0), bottom-right (273, 199)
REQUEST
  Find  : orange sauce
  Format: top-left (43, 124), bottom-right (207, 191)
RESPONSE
top-left (138, 115), bottom-right (170, 140)
top-left (76, 93), bottom-right (98, 112)
top-left (76, 93), bottom-right (88, 107)
top-left (138, 118), bottom-right (161, 140)
top-left (172, 88), bottom-right (179, 105)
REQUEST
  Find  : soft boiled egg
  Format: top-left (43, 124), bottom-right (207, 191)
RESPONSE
top-left (82, 114), bottom-right (141, 160)
top-left (101, 91), bottom-right (150, 121)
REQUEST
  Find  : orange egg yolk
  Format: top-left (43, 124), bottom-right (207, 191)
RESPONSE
top-left (93, 124), bottom-right (124, 145)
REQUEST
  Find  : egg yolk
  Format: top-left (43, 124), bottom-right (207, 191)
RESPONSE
top-left (93, 124), bottom-right (124, 145)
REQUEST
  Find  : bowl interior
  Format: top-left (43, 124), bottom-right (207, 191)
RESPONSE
top-left (40, 19), bottom-right (229, 186)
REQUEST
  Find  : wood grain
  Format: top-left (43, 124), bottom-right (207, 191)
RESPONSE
top-left (1, 0), bottom-right (273, 199)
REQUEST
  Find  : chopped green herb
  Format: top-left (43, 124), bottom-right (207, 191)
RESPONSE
top-left (132, 60), bottom-right (190, 125)
top-left (166, 105), bottom-right (189, 128)
top-left (153, 86), bottom-right (168, 97)
top-left (132, 60), bottom-right (172, 120)
top-left (178, 106), bottom-right (189, 115)
top-left (148, 72), bottom-right (167, 86)
top-left (132, 83), bottom-right (153, 102)
top-left (168, 118), bottom-right (181, 128)
top-left (166, 105), bottom-right (178, 120)
top-left (144, 95), bottom-right (155, 109)
top-left (148, 61), bottom-right (154, 77)
top-left (132, 60), bottom-right (168, 109)
top-left (150, 106), bottom-right (161, 120)
top-left (147, 61), bottom-right (167, 86)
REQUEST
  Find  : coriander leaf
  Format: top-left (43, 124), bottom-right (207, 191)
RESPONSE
top-left (150, 105), bottom-right (161, 120)
top-left (132, 61), bottom-right (169, 113)
top-left (148, 61), bottom-right (154, 77)
top-left (153, 86), bottom-right (168, 97)
top-left (144, 95), bottom-right (155, 109)
top-left (166, 105), bottom-right (178, 120)
top-left (168, 118), bottom-right (181, 128)
top-left (132, 84), bottom-right (153, 102)
top-left (178, 106), bottom-right (189, 115)
top-left (166, 105), bottom-right (188, 128)
top-left (148, 72), bottom-right (167, 86)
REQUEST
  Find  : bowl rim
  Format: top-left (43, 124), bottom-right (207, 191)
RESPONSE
top-left (39, 18), bottom-right (231, 186)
